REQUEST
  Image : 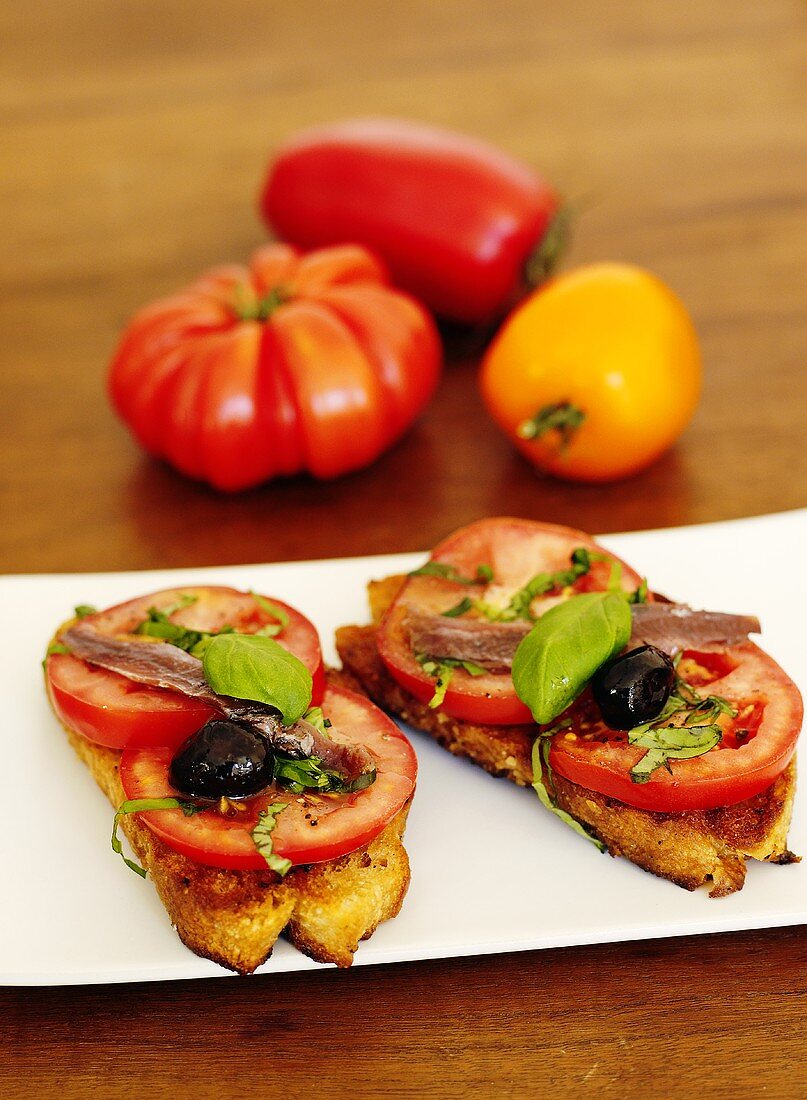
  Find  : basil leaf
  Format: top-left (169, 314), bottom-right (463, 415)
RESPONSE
top-left (273, 754), bottom-right (376, 794)
top-left (416, 651), bottom-right (486, 709)
top-left (46, 642), bottom-right (70, 656)
top-left (202, 633), bottom-right (312, 724)
top-left (302, 706), bottom-right (329, 734)
top-left (252, 804), bottom-right (292, 876)
top-left (531, 737), bottom-right (606, 851)
top-left (250, 591), bottom-right (289, 637)
top-left (628, 578), bottom-right (649, 605)
top-left (441, 597), bottom-right (474, 618)
top-left (488, 547), bottom-right (603, 622)
top-left (629, 725), bottom-right (723, 783)
top-left (408, 561), bottom-right (493, 586)
top-left (111, 797), bottom-right (203, 877)
top-left (512, 592), bottom-right (632, 725)
top-left (134, 604), bottom-right (235, 655)
top-left (74, 604), bottom-right (97, 619)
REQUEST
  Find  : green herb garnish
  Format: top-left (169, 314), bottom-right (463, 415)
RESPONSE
top-left (250, 591), bottom-right (289, 637)
top-left (74, 604), bottom-right (97, 619)
top-left (111, 798), bottom-right (205, 877)
top-left (626, 679), bottom-right (736, 783)
top-left (488, 548), bottom-right (602, 622)
top-left (202, 633), bottom-right (312, 725)
top-left (408, 561), bottom-right (494, 586)
top-left (416, 652), bottom-right (487, 708)
top-left (512, 592), bottom-right (632, 725)
top-left (441, 597), bottom-right (474, 618)
top-left (46, 642), bottom-right (70, 656)
top-left (273, 754), bottom-right (376, 794)
top-left (628, 577), bottom-right (649, 605)
top-left (134, 599), bottom-right (232, 657)
top-left (252, 804), bottom-right (292, 876)
top-left (302, 706), bottom-right (331, 734)
top-left (531, 734), bottom-right (606, 852)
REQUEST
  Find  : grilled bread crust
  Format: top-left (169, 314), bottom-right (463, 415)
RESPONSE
top-left (56, 669), bottom-right (411, 975)
top-left (336, 576), bottom-right (798, 898)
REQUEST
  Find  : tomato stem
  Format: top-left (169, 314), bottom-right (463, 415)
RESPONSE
top-left (233, 284), bottom-right (290, 322)
top-left (524, 206), bottom-right (572, 287)
top-left (517, 402), bottom-right (586, 451)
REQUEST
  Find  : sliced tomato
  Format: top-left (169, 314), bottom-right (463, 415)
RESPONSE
top-left (549, 643), bottom-right (803, 812)
top-left (377, 517), bottom-right (643, 725)
top-left (119, 685), bottom-right (417, 869)
top-left (46, 586), bottom-right (324, 750)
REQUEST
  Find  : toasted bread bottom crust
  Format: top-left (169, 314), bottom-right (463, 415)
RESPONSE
top-left (336, 601), bottom-right (798, 898)
top-left (57, 676), bottom-right (411, 975)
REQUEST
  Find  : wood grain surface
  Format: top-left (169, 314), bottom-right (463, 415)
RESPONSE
top-left (2, 1), bottom-right (806, 1096)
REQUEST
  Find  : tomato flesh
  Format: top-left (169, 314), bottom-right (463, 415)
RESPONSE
top-left (119, 685), bottom-right (417, 869)
top-left (377, 517), bottom-right (643, 726)
top-left (46, 587), bottom-right (324, 750)
top-left (549, 644), bottom-right (803, 812)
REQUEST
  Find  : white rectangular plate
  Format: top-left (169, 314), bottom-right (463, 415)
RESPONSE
top-left (2, 509), bottom-right (806, 986)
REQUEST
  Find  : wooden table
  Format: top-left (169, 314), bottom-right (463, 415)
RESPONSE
top-left (2, 1), bottom-right (806, 1094)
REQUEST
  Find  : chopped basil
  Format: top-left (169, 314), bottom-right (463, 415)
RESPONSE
top-left (441, 597), bottom-right (474, 618)
top-left (46, 642), bottom-right (70, 656)
top-left (135, 605), bottom-right (233, 657)
top-left (531, 735), bottom-right (606, 852)
top-left (416, 652), bottom-right (487, 709)
top-left (626, 679), bottom-right (736, 783)
top-left (111, 797), bottom-right (204, 877)
top-left (252, 804), bottom-right (292, 876)
top-left (629, 577), bottom-right (649, 605)
top-left (250, 591), bottom-right (289, 637)
top-left (408, 561), bottom-right (494, 586)
top-left (73, 604), bottom-right (97, 619)
top-left (477, 547), bottom-right (605, 623)
top-left (273, 754), bottom-right (376, 794)
top-left (303, 706), bottom-right (328, 734)
top-left (512, 592), bottom-right (632, 725)
top-left (202, 633), bottom-right (312, 725)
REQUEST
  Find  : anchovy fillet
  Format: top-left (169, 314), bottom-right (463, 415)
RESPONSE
top-left (404, 602), bottom-right (761, 669)
top-left (61, 622), bottom-right (372, 777)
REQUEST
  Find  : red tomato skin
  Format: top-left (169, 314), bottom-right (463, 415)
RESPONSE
top-left (108, 243), bottom-right (442, 492)
top-left (47, 654), bottom-right (217, 751)
top-left (46, 587), bottom-right (324, 751)
top-left (377, 517), bottom-right (642, 726)
top-left (549, 644), bottom-right (803, 813)
top-left (260, 118), bottom-right (559, 324)
top-left (119, 685), bottom-right (418, 869)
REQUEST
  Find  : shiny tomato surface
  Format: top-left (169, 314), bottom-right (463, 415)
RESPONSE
top-left (480, 263), bottom-right (702, 482)
top-left (108, 243), bottom-right (441, 490)
top-left (549, 644), bottom-right (803, 812)
top-left (261, 117), bottom-right (560, 324)
top-left (377, 517), bottom-right (642, 725)
top-left (46, 586), bottom-right (324, 750)
top-left (120, 685), bottom-right (417, 869)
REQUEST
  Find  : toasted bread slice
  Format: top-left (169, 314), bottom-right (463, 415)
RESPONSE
top-left (336, 577), bottom-right (798, 898)
top-left (58, 670), bottom-right (411, 975)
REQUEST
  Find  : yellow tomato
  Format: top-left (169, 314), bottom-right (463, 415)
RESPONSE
top-left (480, 263), bottom-right (701, 482)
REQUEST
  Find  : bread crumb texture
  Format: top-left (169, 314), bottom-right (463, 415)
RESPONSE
top-left (336, 581), bottom-right (798, 899)
top-left (61, 690), bottom-right (411, 975)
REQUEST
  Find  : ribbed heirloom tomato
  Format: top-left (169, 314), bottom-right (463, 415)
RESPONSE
top-left (108, 244), bottom-right (442, 491)
top-left (480, 263), bottom-right (701, 482)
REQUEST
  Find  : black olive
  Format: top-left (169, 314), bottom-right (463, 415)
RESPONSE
top-left (169, 720), bottom-right (274, 800)
top-left (591, 645), bottom-right (675, 730)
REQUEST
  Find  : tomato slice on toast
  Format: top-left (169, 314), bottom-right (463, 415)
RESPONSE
top-left (549, 643), bottom-right (802, 812)
top-left (119, 685), bottom-right (417, 869)
top-left (377, 517), bottom-right (643, 725)
top-left (46, 586), bottom-right (324, 750)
